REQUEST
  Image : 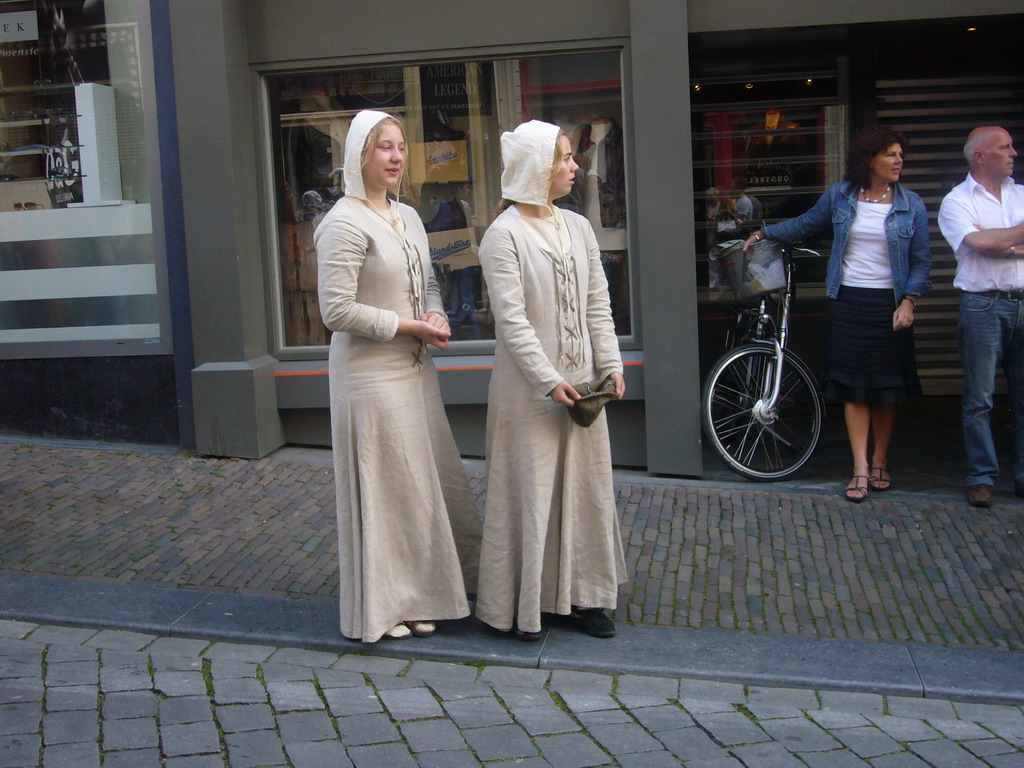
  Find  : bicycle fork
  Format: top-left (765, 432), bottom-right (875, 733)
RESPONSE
top-left (751, 288), bottom-right (792, 425)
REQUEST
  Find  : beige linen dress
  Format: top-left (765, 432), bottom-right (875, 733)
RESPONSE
top-left (475, 120), bottom-right (627, 635)
top-left (314, 110), bottom-right (481, 643)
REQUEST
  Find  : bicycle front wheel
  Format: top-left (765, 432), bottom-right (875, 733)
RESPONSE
top-left (702, 344), bottom-right (824, 481)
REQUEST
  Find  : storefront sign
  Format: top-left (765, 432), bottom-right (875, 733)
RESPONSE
top-left (428, 227), bottom-right (478, 269)
top-left (0, 12), bottom-right (38, 43)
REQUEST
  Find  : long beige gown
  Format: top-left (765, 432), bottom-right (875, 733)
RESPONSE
top-left (315, 195), bottom-right (481, 643)
top-left (476, 204), bottom-right (627, 635)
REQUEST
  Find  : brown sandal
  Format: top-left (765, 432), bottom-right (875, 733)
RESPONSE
top-left (868, 466), bottom-right (892, 492)
top-left (844, 475), bottom-right (869, 503)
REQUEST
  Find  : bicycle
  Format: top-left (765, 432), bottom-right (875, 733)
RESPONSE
top-left (701, 239), bottom-right (825, 481)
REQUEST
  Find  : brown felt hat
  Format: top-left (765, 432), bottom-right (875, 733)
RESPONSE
top-left (567, 377), bottom-right (618, 427)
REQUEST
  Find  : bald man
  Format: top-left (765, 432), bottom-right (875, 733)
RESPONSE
top-left (939, 127), bottom-right (1024, 508)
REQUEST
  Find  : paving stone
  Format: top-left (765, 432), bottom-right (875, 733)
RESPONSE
top-left (492, 686), bottom-right (552, 710)
top-left (404, 660), bottom-right (478, 684)
top-left (681, 758), bottom-right (745, 768)
top-left (276, 710), bottom-right (336, 743)
top-left (818, 691), bottom-right (885, 715)
top-left (831, 725), bottom-right (903, 758)
top-left (866, 714), bottom-right (941, 742)
top-left (260, 662), bottom-right (312, 682)
top-left (159, 696), bottom-right (213, 726)
top-left (677, 678), bottom-right (746, 703)
top-left (578, 708), bottom-right (633, 726)
top-left (44, 661), bottom-right (97, 687)
top-left (928, 717), bottom-right (993, 740)
top-left (102, 748), bottom-right (162, 768)
top-left (333, 655), bottom-right (408, 676)
top-left (41, 741), bottom-right (99, 768)
top-left (747, 686), bottom-right (820, 709)
top-left (144, 637), bottom-right (210, 657)
top-left (344, 741), bottom-right (416, 768)
top-left (953, 702), bottom-right (1024, 725)
top-left (462, 723), bottom-right (538, 761)
top-left (985, 755), bottom-right (1024, 768)
top-left (799, 751), bottom-right (871, 768)
top-left (615, 675), bottom-right (679, 699)
top-left (478, 665), bottom-right (550, 688)
top-left (442, 694), bottom-right (512, 728)
top-left (336, 712), bottom-right (401, 745)
top-left (680, 698), bottom-right (739, 714)
top-left (865, 755), bottom-right (932, 768)
top-left (209, 660), bottom-right (258, 679)
top-left (414, 750), bottom-right (481, 768)
top-left (98, 650), bottom-right (149, 668)
top-left (202, 643), bottom-right (275, 663)
top-left (885, 696), bottom-right (958, 721)
top-left (746, 703), bottom-right (805, 720)
top-left (151, 656), bottom-right (203, 673)
top-left (164, 756), bottom-right (227, 768)
top-left (0, 654), bottom-right (39, 680)
top-left (631, 703), bottom-right (695, 732)
top-left (42, 710), bottom-right (97, 745)
top-left (101, 689), bottom-right (156, 719)
top-left (266, 647), bottom-right (338, 668)
top-left (315, 668), bottom-right (365, 688)
top-left (267, 680), bottom-right (323, 711)
top-left (559, 691), bottom-right (620, 713)
top-left (82, 630), bottom-right (155, 651)
top-left (427, 681), bottom-right (495, 701)
top-left (161, 721), bottom-right (221, 757)
top-left (400, 718), bottom-right (467, 752)
top-left (0, 704), bottom-right (39, 736)
top-left (102, 716), bottom-right (158, 751)
top-left (694, 711), bottom-right (771, 746)
top-left (759, 716), bottom-right (841, 752)
top-left (374, 675), bottom-right (430, 691)
top-left (730, 741), bottom-right (807, 767)
top-left (155, 670), bottom-right (207, 697)
top-left (963, 738), bottom-right (1019, 757)
top-left (0, 733), bottom-right (41, 768)
top-left (656, 726), bottom-right (723, 761)
top-left (286, 739), bottom-right (354, 768)
top-left (536, 732), bottom-right (613, 767)
top-left (27, 626), bottom-right (97, 646)
top-left (213, 677), bottom-right (266, 705)
top-left (548, 670), bottom-right (614, 694)
top-left (618, 750), bottom-right (699, 767)
top-left (225, 729), bottom-right (287, 768)
top-left (809, 710), bottom-right (872, 729)
top-left (99, 664), bottom-right (151, 693)
top-left (0, 622), bottom-right (37, 640)
top-left (513, 704), bottom-right (581, 735)
top-left (46, 684), bottom-right (97, 712)
top-left (216, 703), bottom-right (274, 733)
top-left (324, 685), bottom-right (383, 716)
top-left (907, 738), bottom-right (989, 767)
top-left (0, 680), bottom-right (43, 704)
top-left (380, 686), bottom-right (444, 720)
top-left (617, 694), bottom-right (673, 709)
top-left (588, 722), bottom-right (662, 754)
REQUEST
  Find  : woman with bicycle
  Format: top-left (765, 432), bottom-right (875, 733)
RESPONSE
top-left (743, 125), bottom-right (932, 502)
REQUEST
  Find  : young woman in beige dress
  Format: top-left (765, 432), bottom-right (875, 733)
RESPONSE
top-left (314, 110), bottom-right (481, 643)
top-left (476, 120), bottom-right (627, 640)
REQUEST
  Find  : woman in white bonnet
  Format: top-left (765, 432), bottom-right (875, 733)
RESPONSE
top-left (476, 120), bottom-right (627, 640)
top-left (314, 110), bottom-right (481, 643)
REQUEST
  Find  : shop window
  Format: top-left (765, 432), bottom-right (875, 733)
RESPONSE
top-left (690, 75), bottom-right (843, 293)
top-left (268, 50), bottom-right (630, 350)
top-left (0, 0), bottom-right (159, 356)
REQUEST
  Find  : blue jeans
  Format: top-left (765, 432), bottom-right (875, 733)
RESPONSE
top-left (959, 292), bottom-right (1024, 489)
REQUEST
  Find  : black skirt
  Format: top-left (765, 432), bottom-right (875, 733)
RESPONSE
top-left (822, 286), bottom-right (922, 404)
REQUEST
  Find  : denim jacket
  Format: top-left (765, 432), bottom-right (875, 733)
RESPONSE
top-left (762, 181), bottom-right (932, 302)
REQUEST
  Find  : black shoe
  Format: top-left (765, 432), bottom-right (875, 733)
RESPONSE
top-left (515, 629), bottom-right (544, 641)
top-left (570, 608), bottom-right (616, 638)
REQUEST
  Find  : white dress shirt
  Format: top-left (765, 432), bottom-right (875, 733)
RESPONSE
top-left (939, 173), bottom-right (1024, 292)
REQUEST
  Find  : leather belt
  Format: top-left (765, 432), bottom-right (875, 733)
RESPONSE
top-left (970, 289), bottom-right (1024, 302)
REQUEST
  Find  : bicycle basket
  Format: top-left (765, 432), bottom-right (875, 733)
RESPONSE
top-left (709, 239), bottom-right (786, 301)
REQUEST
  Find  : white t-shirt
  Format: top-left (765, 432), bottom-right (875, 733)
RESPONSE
top-left (842, 202), bottom-right (893, 289)
top-left (939, 173), bottom-right (1024, 292)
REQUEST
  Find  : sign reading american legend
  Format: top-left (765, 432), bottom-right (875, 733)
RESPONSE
top-left (0, 11), bottom-right (38, 43)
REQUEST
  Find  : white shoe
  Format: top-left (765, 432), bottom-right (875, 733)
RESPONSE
top-left (383, 623), bottom-right (412, 640)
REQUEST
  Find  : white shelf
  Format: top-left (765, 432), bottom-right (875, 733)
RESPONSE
top-left (0, 202), bottom-right (152, 242)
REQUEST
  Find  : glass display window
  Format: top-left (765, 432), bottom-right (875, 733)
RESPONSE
top-left (267, 49), bottom-right (630, 351)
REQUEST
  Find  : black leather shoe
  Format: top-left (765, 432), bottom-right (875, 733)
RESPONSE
top-left (967, 484), bottom-right (993, 508)
top-left (570, 608), bottom-right (616, 638)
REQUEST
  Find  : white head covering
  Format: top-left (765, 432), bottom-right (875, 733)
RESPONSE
top-left (342, 110), bottom-right (394, 201)
top-left (500, 120), bottom-right (561, 206)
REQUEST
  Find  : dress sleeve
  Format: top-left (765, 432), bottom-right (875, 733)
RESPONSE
top-left (580, 221), bottom-right (623, 381)
top-left (479, 224), bottom-right (564, 397)
top-left (315, 215), bottom-right (400, 341)
top-left (762, 186), bottom-right (836, 244)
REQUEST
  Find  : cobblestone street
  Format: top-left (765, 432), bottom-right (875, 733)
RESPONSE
top-left (0, 443), bottom-right (1022, 650)
top-left (2, 618), bottom-right (1023, 768)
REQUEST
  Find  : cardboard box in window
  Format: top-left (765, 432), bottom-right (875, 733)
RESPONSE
top-left (428, 226), bottom-right (478, 270)
top-left (409, 140), bottom-right (469, 183)
top-left (0, 180), bottom-right (52, 212)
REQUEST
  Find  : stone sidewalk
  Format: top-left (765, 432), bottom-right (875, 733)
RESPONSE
top-left (0, 441), bottom-right (1023, 652)
top-left (2, 618), bottom-right (1024, 768)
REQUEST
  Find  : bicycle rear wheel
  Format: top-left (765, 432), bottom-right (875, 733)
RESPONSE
top-left (702, 344), bottom-right (823, 481)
